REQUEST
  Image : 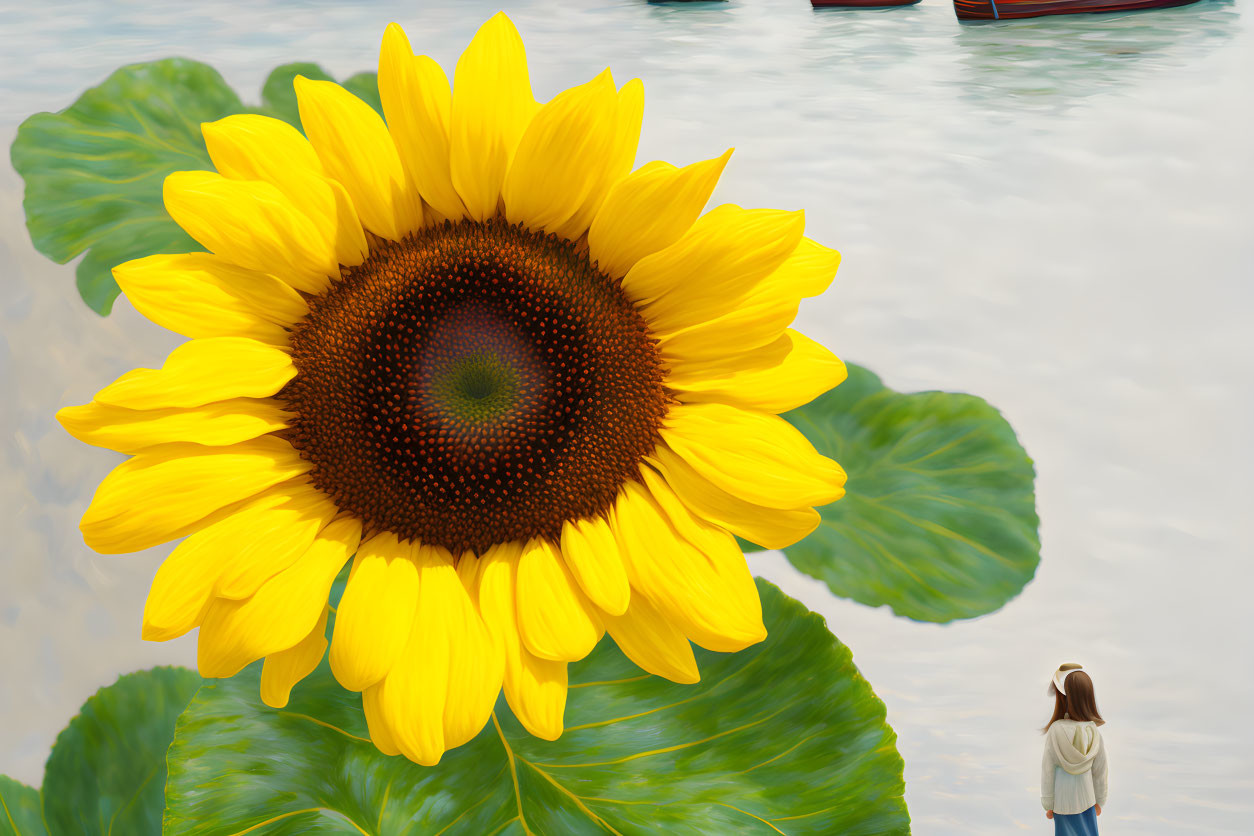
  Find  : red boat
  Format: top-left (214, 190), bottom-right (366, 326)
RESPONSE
top-left (813, 0), bottom-right (920, 6)
top-left (953, 0), bottom-right (1198, 19)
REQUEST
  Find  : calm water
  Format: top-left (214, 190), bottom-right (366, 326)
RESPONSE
top-left (2, 0), bottom-right (1251, 833)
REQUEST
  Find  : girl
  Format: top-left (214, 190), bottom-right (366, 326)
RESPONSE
top-left (1041, 663), bottom-right (1109, 836)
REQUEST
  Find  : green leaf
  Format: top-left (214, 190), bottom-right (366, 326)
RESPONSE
top-left (0, 776), bottom-right (47, 836)
top-left (164, 580), bottom-right (908, 835)
top-left (10, 59), bottom-right (241, 315)
top-left (782, 363), bottom-right (1040, 622)
top-left (41, 667), bottom-right (202, 836)
top-left (13, 59), bottom-right (384, 315)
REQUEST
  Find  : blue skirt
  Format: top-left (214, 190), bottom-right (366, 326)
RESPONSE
top-left (1054, 805), bottom-right (1099, 836)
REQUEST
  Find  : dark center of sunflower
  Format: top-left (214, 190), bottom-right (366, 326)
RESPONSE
top-left (280, 219), bottom-right (669, 555)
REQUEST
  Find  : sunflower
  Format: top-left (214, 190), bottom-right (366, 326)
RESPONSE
top-left (58, 13), bottom-right (847, 766)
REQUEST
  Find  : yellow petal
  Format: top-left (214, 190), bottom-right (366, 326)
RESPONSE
top-left (764, 235), bottom-right (840, 297)
top-left (92, 338), bottom-right (294, 411)
top-left (599, 591), bottom-right (699, 684)
top-left (588, 150), bottom-right (731, 280)
top-left (516, 537), bottom-right (603, 662)
top-left (163, 171), bottom-right (338, 293)
top-left (376, 544), bottom-right (500, 766)
top-left (362, 684), bottom-right (402, 756)
top-left (670, 329), bottom-right (848, 414)
top-left (57, 398), bottom-right (287, 454)
top-left (329, 532), bottom-right (420, 692)
top-left (623, 205), bottom-right (805, 334)
top-left (374, 625), bottom-right (446, 764)
top-left (443, 575), bottom-right (504, 751)
top-left (639, 471), bottom-right (766, 642)
top-left (295, 179), bottom-right (373, 271)
top-left (113, 253), bottom-right (305, 344)
top-left (613, 476), bottom-right (765, 653)
top-left (81, 437), bottom-right (311, 555)
top-left (552, 78), bottom-right (645, 242)
top-left (662, 402), bottom-right (846, 510)
top-left (320, 174), bottom-right (373, 267)
top-left (197, 516), bottom-right (360, 677)
top-left (560, 516), bottom-right (630, 616)
top-left (614, 79), bottom-right (645, 167)
top-left (664, 325), bottom-right (792, 389)
top-left (139, 484), bottom-right (296, 641)
top-left (260, 606), bottom-right (330, 708)
top-left (205, 114), bottom-right (368, 266)
top-left (503, 69), bottom-right (621, 235)
top-left (212, 482), bottom-right (341, 600)
top-left (647, 444), bottom-right (820, 550)
top-left (476, 542), bottom-right (567, 740)
top-left (656, 236), bottom-right (840, 358)
top-left (203, 112), bottom-right (324, 183)
top-left (200, 112), bottom-right (366, 266)
top-left (449, 12), bottom-right (538, 221)
top-left (295, 75), bottom-right (422, 240)
top-left (379, 23), bottom-right (466, 220)
top-left (512, 649), bottom-right (568, 742)
top-left (142, 559), bottom-right (213, 643)
top-left (474, 541), bottom-right (522, 652)
top-left (455, 550), bottom-right (482, 600)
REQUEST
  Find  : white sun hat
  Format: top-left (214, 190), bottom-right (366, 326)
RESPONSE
top-left (1050, 663), bottom-right (1084, 695)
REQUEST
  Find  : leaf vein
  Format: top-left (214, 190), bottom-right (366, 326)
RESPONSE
top-left (718, 803), bottom-right (787, 834)
top-left (534, 704), bottom-right (792, 769)
top-left (567, 674), bottom-right (651, 690)
top-left (771, 803), bottom-right (841, 823)
top-left (492, 713), bottom-right (533, 836)
top-left (733, 730), bottom-right (825, 775)
top-left (429, 774), bottom-right (504, 836)
top-left (520, 759), bottom-right (623, 835)
top-left (225, 806), bottom-right (369, 836)
top-left (564, 652), bottom-right (767, 733)
top-left (277, 711), bottom-right (373, 745)
top-left (485, 816), bottom-right (520, 836)
top-left (0, 785), bottom-right (27, 836)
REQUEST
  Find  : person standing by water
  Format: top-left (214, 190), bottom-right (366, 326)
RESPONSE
top-left (1042, 663), bottom-right (1109, 835)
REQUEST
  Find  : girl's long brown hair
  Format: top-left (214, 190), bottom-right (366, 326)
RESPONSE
top-left (1042, 668), bottom-right (1105, 732)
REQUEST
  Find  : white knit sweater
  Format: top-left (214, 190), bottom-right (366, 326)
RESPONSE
top-left (1041, 717), bottom-right (1109, 814)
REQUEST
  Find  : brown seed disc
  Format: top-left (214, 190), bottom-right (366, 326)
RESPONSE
top-left (280, 219), bottom-right (670, 555)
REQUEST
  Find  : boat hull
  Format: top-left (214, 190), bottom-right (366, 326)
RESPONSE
top-left (813, 0), bottom-right (921, 7)
top-left (954, 0), bottom-right (1198, 20)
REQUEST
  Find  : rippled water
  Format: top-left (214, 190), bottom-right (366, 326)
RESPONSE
top-left (2, 0), bottom-right (1251, 832)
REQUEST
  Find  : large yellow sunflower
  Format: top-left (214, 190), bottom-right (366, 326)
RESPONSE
top-left (58, 13), bottom-right (847, 766)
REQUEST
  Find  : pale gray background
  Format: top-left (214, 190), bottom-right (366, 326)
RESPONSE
top-left (2, 0), bottom-right (1251, 833)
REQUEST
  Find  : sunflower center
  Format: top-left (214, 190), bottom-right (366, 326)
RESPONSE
top-left (423, 306), bottom-right (534, 427)
top-left (281, 219), bottom-right (669, 555)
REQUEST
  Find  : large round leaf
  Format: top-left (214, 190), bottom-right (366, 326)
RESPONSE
top-left (164, 580), bottom-right (908, 835)
top-left (782, 363), bottom-right (1040, 622)
top-left (0, 776), bottom-right (46, 836)
top-left (11, 59), bottom-right (382, 316)
top-left (40, 667), bottom-right (201, 836)
top-left (10, 59), bottom-right (240, 315)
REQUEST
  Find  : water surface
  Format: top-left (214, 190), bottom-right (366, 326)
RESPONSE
top-left (2, 1), bottom-right (1251, 832)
